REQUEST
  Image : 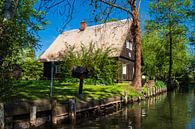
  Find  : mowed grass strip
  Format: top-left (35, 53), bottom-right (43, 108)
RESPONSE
top-left (12, 80), bottom-right (140, 102)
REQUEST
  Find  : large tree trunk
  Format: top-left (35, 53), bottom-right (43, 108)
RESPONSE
top-left (131, 1), bottom-right (142, 89)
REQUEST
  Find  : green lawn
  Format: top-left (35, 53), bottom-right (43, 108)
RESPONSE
top-left (12, 80), bottom-right (141, 102)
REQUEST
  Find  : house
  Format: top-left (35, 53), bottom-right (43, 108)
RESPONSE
top-left (39, 19), bottom-right (135, 82)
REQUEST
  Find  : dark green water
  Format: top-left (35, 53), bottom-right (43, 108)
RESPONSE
top-left (61, 86), bottom-right (195, 129)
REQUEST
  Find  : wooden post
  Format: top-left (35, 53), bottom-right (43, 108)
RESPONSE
top-left (118, 102), bottom-right (121, 110)
top-left (119, 97), bottom-right (122, 109)
top-left (0, 103), bottom-right (4, 129)
top-left (149, 88), bottom-right (151, 96)
top-left (115, 103), bottom-right (119, 111)
top-left (147, 88), bottom-right (149, 98)
top-left (151, 87), bottom-right (154, 96)
top-left (156, 87), bottom-right (158, 94)
top-left (124, 91), bottom-right (128, 105)
top-left (5, 117), bottom-right (13, 129)
top-left (50, 61), bottom-right (54, 97)
top-left (69, 99), bottom-right (76, 123)
top-left (150, 87), bottom-right (153, 96)
top-left (51, 100), bottom-right (57, 125)
top-left (79, 76), bottom-right (84, 95)
top-left (30, 105), bottom-right (37, 126)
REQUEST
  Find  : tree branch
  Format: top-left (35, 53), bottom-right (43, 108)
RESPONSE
top-left (138, 0), bottom-right (141, 13)
top-left (98, 0), bottom-right (133, 17)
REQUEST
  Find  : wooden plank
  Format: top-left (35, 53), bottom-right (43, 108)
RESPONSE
top-left (69, 99), bottom-right (76, 123)
top-left (5, 101), bottom-right (30, 116)
top-left (5, 99), bottom-right (51, 117)
top-left (55, 104), bottom-right (68, 116)
top-left (51, 100), bottom-right (57, 125)
top-left (30, 105), bottom-right (36, 126)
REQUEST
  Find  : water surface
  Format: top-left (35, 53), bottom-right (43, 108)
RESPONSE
top-left (59, 86), bottom-right (195, 129)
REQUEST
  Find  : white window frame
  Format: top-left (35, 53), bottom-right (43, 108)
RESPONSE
top-left (122, 64), bottom-right (127, 75)
top-left (126, 40), bottom-right (133, 50)
top-left (55, 65), bottom-right (61, 73)
top-left (126, 41), bottom-right (130, 49)
top-left (129, 42), bottom-right (133, 50)
top-left (128, 52), bottom-right (131, 58)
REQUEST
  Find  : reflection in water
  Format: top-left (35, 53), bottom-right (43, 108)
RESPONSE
top-left (53, 86), bottom-right (195, 129)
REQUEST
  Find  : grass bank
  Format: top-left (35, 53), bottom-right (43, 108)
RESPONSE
top-left (12, 80), bottom-right (141, 102)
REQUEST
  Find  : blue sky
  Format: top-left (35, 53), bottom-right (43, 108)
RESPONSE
top-left (36, 1), bottom-right (151, 56)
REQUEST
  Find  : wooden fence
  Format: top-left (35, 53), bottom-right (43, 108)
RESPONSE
top-left (0, 86), bottom-right (167, 129)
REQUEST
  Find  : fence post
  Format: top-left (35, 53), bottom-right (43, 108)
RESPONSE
top-left (115, 102), bottom-right (119, 111)
top-left (51, 100), bottom-right (57, 125)
top-left (149, 88), bottom-right (151, 97)
top-left (30, 105), bottom-right (37, 126)
top-left (147, 88), bottom-right (149, 98)
top-left (69, 99), bottom-right (76, 123)
top-left (0, 103), bottom-right (4, 129)
top-left (124, 91), bottom-right (128, 105)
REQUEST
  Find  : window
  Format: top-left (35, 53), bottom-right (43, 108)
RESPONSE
top-left (55, 65), bottom-right (61, 73)
top-left (126, 40), bottom-right (133, 50)
top-left (126, 41), bottom-right (130, 49)
top-left (122, 64), bottom-right (127, 75)
top-left (129, 42), bottom-right (133, 50)
top-left (128, 52), bottom-right (131, 57)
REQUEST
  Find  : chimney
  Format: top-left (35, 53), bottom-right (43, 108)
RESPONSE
top-left (80, 21), bottom-right (87, 31)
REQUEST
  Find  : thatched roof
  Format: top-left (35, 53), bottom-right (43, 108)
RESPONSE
top-left (39, 19), bottom-right (132, 62)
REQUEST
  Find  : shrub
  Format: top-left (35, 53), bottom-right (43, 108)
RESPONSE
top-left (155, 80), bottom-right (166, 87)
top-left (60, 42), bottom-right (120, 85)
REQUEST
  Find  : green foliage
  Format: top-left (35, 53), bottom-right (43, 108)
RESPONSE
top-left (142, 0), bottom-right (193, 85)
top-left (142, 30), bottom-right (189, 80)
top-left (60, 42), bottom-right (119, 85)
top-left (155, 80), bottom-right (166, 88)
top-left (21, 61), bottom-right (43, 80)
top-left (15, 48), bottom-right (43, 80)
top-left (0, 0), bottom-right (47, 101)
top-left (188, 54), bottom-right (195, 81)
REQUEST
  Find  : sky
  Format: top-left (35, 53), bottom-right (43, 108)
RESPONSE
top-left (36, 1), bottom-right (151, 56)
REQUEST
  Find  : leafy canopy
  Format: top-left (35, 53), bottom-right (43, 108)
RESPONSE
top-left (142, 0), bottom-right (193, 84)
top-left (0, 0), bottom-right (47, 101)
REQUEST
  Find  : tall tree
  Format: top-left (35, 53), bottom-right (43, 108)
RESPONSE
top-left (0, 0), bottom-right (46, 100)
top-left (39, 0), bottom-right (143, 88)
top-left (142, 30), bottom-right (189, 82)
top-left (147, 0), bottom-right (193, 90)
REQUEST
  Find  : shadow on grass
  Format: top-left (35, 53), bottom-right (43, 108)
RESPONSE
top-left (12, 80), bottom-right (128, 102)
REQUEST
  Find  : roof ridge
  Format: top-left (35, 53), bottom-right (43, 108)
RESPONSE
top-left (62, 18), bottom-right (131, 34)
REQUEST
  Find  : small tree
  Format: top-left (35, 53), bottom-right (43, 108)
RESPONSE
top-left (16, 48), bottom-right (43, 80)
top-left (60, 42), bottom-right (120, 85)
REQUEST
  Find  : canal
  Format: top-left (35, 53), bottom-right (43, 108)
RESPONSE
top-left (54, 85), bottom-right (195, 129)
